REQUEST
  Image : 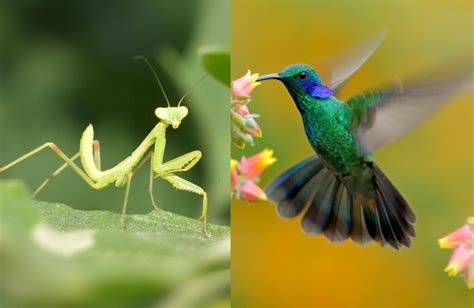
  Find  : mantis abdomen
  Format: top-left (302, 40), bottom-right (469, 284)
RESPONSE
top-left (80, 124), bottom-right (157, 187)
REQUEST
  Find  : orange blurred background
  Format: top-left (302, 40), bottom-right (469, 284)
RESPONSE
top-left (231, 0), bottom-right (473, 307)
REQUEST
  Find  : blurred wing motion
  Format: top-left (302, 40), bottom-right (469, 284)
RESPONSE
top-left (315, 31), bottom-right (385, 91)
top-left (265, 155), bottom-right (416, 249)
top-left (351, 72), bottom-right (473, 154)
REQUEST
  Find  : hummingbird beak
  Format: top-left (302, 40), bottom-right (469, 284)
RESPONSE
top-left (257, 73), bottom-right (281, 81)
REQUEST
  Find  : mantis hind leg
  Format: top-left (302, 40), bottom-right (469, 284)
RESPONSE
top-left (0, 142), bottom-right (99, 190)
top-left (126, 150), bottom-right (159, 212)
top-left (133, 151), bottom-right (160, 211)
top-left (33, 152), bottom-right (81, 197)
top-left (117, 151), bottom-right (156, 232)
top-left (120, 172), bottom-right (134, 233)
top-left (32, 140), bottom-right (102, 197)
top-left (161, 174), bottom-right (208, 236)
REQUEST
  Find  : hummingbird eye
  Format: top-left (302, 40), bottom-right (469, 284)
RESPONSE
top-left (295, 71), bottom-right (307, 80)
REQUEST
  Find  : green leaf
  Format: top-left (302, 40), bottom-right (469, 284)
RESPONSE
top-left (199, 46), bottom-right (230, 86)
top-left (0, 180), bottom-right (230, 307)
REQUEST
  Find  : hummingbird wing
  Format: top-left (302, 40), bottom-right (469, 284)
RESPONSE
top-left (350, 72), bottom-right (472, 155)
top-left (315, 31), bottom-right (385, 91)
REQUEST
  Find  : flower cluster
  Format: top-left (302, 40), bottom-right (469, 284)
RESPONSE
top-left (231, 70), bottom-right (276, 202)
top-left (231, 149), bottom-right (276, 202)
top-left (231, 70), bottom-right (262, 149)
top-left (439, 217), bottom-right (474, 289)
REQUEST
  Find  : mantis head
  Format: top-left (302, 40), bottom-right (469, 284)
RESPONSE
top-left (155, 106), bottom-right (188, 129)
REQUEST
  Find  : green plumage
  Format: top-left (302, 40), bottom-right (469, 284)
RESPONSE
top-left (294, 91), bottom-right (366, 173)
top-left (278, 66), bottom-right (378, 199)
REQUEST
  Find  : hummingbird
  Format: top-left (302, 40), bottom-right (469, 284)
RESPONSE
top-left (257, 45), bottom-right (470, 249)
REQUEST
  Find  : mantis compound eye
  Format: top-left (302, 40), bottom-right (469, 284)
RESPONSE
top-left (177, 106), bottom-right (189, 120)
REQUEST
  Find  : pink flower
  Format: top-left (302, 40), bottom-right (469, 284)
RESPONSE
top-left (439, 225), bottom-right (472, 249)
top-left (239, 148), bottom-right (277, 179)
top-left (231, 149), bottom-right (277, 202)
top-left (231, 71), bottom-right (262, 149)
top-left (238, 105), bottom-right (262, 138)
top-left (231, 159), bottom-right (238, 191)
top-left (240, 180), bottom-right (267, 202)
top-left (444, 244), bottom-right (474, 276)
top-left (230, 71), bottom-right (275, 202)
top-left (231, 105), bottom-right (262, 149)
top-left (439, 217), bottom-right (474, 289)
top-left (232, 70), bottom-right (260, 99)
top-left (465, 260), bottom-right (474, 289)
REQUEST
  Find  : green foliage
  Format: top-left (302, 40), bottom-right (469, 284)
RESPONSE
top-left (200, 46), bottom-right (231, 86)
top-left (0, 0), bottom-right (229, 225)
top-left (0, 180), bottom-right (230, 307)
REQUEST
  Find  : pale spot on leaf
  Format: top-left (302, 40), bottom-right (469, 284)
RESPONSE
top-left (31, 223), bottom-right (95, 257)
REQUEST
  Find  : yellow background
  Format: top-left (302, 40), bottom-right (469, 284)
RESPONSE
top-left (232, 0), bottom-right (473, 307)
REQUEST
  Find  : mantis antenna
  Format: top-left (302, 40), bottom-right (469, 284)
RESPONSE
top-left (177, 73), bottom-right (208, 107)
top-left (134, 55), bottom-right (171, 107)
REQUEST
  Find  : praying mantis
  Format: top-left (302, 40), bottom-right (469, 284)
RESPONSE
top-left (0, 56), bottom-right (209, 235)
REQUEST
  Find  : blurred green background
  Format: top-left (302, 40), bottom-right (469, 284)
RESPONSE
top-left (232, 0), bottom-right (473, 307)
top-left (0, 0), bottom-right (229, 224)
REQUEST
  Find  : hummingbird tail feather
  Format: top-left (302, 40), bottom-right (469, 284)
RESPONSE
top-left (349, 195), bottom-right (373, 245)
top-left (265, 156), bottom-right (416, 249)
top-left (344, 164), bottom-right (416, 248)
top-left (323, 183), bottom-right (352, 242)
top-left (265, 156), bottom-right (325, 218)
top-left (372, 163), bottom-right (416, 248)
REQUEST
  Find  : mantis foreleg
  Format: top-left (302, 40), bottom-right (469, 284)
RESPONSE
top-left (153, 150), bottom-right (207, 234)
top-left (154, 151), bottom-right (202, 175)
top-left (148, 154), bottom-right (161, 211)
top-left (161, 173), bottom-right (208, 236)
